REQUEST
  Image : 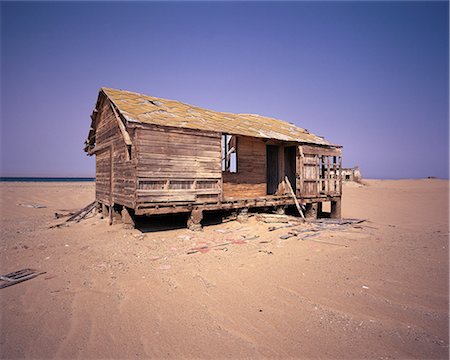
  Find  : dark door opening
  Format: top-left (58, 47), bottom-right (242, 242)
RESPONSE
top-left (266, 145), bottom-right (279, 195)
top-left (284, 146), bottom-right (296, 192)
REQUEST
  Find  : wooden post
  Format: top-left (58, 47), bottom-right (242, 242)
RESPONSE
top-left (316, 155), bottom-right (320, 194)
top-left (188, 208), bottom-right (203, 231)
top-left (327, 156), bottom-right (331, 195)
top-left (275, 205), bottom-right (286, 215)
top-left (237, 207), bottom-right (249, 222)
top-left (297, 146), bottom-right (304, 198)
top-left (317, 202), bottom-right (323, 218)
top-left (109, 144), bottom-right (113, 226)
top-left (112, 205), bottom-right (122, 223)
top-left (108, 204), bottom-right (113, 225)
top-left (101, 203), bottom-right (107, 219)
top-left (331, 199), bottom-right (342, 219)
top-left (284, 176), bottom-right (305, 221)
top-left (333, 157), bottom-right (337, 193)
top-left (305, 203), bottom-right (318, 219)
top-left (122, 207), bottom-right (135, 229)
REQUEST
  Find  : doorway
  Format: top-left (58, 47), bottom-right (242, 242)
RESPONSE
top-left (266, 145), bottom-right (279, 195)
top-left (284, 146), bottom-right (296, 192)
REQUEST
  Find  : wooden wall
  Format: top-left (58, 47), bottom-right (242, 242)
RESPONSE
top-left (222, 136), bottom-right (267, 199)
top-left (94, 96), bottom-right (136, 208)
top-left (134, 125), bottom-right (222, 204)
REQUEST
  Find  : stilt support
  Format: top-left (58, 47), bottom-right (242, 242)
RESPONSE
top-left (108, 204), bottom-right (113, 226)
top-left (101, 203), bottom-right (108, 219)
top-left (305, 203), bottom-right (318, 219)
top-left (275, 205), bottom-right (286, 215)
top-left (112, 205), bottom-right (122, 224)
top-left (188, 208), bottom-right (203, 231)
top-left (331, 199), bottom-right (342, 219)
top-left (237, 207), bottom-right (249, 223)
top-left (122, 207), bottom-right (135, 229)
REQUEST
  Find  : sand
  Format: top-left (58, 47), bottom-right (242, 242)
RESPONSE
top-left (0, 179), bottom-right (448, 359)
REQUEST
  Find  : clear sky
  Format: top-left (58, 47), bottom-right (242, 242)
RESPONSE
top-left (1, 1), bottom-right (448, 179)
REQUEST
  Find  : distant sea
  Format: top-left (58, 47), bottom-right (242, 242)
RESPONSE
top-left (0, 177), bottom-right (95, 182)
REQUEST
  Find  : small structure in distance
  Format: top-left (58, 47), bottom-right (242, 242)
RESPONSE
top-left (340, 166), bottom-right (362, 182)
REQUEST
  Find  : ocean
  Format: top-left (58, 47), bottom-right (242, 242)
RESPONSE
top-left (0, 177), bottom-right (95, 182)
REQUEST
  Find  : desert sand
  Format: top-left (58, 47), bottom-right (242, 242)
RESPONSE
top-left (0, 179), bottom-right (448, 359)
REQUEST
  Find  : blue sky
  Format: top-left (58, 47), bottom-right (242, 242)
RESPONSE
top-left (1, 1), bottom-right (448, 178)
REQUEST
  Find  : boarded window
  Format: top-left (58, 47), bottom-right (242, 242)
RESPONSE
top-left (222, 134), bottom-right (237, 173)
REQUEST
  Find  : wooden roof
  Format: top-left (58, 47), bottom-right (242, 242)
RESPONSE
top-left (101, 87), bottom-right (338, 146)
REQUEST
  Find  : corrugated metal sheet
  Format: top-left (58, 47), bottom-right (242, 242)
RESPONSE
top-left (102, 87), bottom-right (336, 146)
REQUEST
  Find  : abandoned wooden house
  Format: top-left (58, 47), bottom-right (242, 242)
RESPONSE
top-left (84, 88), bottom-right (343, 229)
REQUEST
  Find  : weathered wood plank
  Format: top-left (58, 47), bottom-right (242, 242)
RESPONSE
top-left (110, 102), bottom-right (132, 146)
top-left (301, 145), bottom-right (342, 157)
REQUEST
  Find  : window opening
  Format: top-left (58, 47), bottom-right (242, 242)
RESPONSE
top-left (222, 134), bottom-right (237, 173)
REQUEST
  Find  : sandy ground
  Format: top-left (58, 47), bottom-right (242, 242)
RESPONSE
top-left (0, 179), bottom-right (448, 359)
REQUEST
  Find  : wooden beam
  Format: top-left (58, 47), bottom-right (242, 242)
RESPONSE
top-left (327, 156), bottom-right (331, 194)
top-left (285, 176), bottom-right (305, 221)
top-left (110, 102), bottom-right (132, 146)
top-left (87, 143), bottom-right (111, 156)
top-left (301, 145), bottom-right (342, 157)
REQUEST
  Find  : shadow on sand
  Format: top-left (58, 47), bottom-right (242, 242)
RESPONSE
top-left (134, 210), bottom-right (231, 233)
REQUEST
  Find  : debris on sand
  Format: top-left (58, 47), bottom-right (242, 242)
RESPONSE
top-left (276, 219), bottom-right (366, 243)
top-left (18, 203), bottom-right (46, 209)
top-left (214, 229), bottom-right (232, 234)
top-left (66, 201), bottom-right (96, 223)
top-left (256, 214), bottom-right (301, 224)
top-left (280, 233), bottom-right (297, 240)
top-left (54, 211), bottom-right (75, 219)
top-left (268, 223), bottom-right (299, 231)
top-left (240, 235), bottom-right (260, 241)
top-left (186, 235), bottom-right (260, 254)
top-left (308, 218), bottom-right (366, 225)
top-left (187, 245), bottom-right (209, 255)
top-left (258, 250), bottom-right (273, 255)
top-left (50, 201), bottom-right (96, 228)
top-left (0, 268), bottom-right (46, 289)
top-left (308, 238), bottom-right (349, 247)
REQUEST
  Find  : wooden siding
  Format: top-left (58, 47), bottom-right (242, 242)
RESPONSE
top-left (223, 136), bottom-right (266, 199)
top-left (134, 125), bottom-right (222, 204)
top-left (94, 97), bottom-right (136, 208)
top-left (95, 148), bottom-right (111, 204)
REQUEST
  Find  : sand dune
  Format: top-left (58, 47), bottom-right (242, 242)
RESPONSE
top-left (0, 179), bottom-right (448, 358)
